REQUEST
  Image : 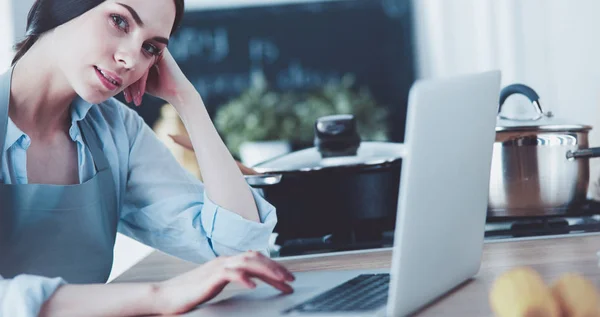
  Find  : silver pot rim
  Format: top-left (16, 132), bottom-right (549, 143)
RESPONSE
top-left (495, 124), bottom-right (592, 133)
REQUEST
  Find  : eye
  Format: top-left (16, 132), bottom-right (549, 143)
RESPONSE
top-left (142, 43), bottom-right (161, 57)
top-left (110, 14), bottom-right (129, 32)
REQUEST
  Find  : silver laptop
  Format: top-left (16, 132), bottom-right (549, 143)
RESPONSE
top-left (193, 70), bottom-right (501, 317)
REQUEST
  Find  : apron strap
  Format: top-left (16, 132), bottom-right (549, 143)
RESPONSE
top-left (0, 67), bottom-right (15, 169)
top-left (78, 118), bottom-right (110, 172)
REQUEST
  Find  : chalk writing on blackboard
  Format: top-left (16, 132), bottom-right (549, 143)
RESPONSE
top-left (190, 63), bottom-right (341, 99)
top-left (249, 38), bottom-right (279, 66)
top-left (161, 0), bottom-right (415, 143)
top-left (170, 27), bottom-right (229, 63)
top-left (276, 62), bottom-right (340, 90)
top-left (170, 26), bottom-right (341, 99)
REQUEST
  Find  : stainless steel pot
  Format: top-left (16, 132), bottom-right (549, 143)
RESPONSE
top-left (488, 84), bottom-right (600, 217)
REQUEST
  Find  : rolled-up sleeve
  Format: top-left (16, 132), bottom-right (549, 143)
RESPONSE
top-left (200, 188), bottom-right (276, 255)
top-left (116, 105), bottom-right (277, 263)
top-left (0, 275), bottom-right (65, 317)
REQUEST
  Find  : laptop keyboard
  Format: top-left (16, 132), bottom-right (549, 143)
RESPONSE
top-left (283, 274), bottom-right (390, 314)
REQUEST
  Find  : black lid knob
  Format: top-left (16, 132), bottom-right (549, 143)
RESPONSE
top-left (314, 114), bottom-right (361, 157)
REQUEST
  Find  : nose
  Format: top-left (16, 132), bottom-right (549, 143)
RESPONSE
top-left (114, 46), bottom-right (138, 71)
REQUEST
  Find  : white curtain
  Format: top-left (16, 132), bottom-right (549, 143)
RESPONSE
top-left (413, 0), bottom-right (559, 108)
top-left (1, 0), bottom-right (36, 70)
top-left (0, 0), bottom-right (14, 70)
top-left (413, 0), bottom-right (600, 198)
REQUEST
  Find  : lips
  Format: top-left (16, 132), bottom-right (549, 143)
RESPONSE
top-left (94, 66), bottom-right (122, 91)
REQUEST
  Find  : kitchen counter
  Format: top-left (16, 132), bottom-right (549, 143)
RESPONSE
top-left (112, 234), bottom-right (600, 316)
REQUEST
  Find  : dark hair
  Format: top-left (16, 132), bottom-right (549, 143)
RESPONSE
top-left (11, 0), bottom-right (184, 66)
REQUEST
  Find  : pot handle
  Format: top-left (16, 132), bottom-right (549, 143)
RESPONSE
top-left (244, 174), bottom-right (283, 187)
top-left (498, 84), bottom-right (545, 120)
top-left (566, 147), bottom-right (600, 160)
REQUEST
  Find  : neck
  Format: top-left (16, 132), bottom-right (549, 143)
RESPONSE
top-left (9, 35), bottom-right (76, 139)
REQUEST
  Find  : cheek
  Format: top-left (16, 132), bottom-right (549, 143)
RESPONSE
top-left (69, 22), bottom-right (116, 64)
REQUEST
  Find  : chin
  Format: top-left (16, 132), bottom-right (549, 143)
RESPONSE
top-left (70, 69), bottom-right (120, 104)
top-left (77, 90), bottom-right (109, 104)
top-left (73, 84), bottom-right (116, 105)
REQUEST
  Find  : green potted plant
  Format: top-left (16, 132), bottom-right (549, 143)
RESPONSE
top-left (214, 71), bottom-right (389, 165)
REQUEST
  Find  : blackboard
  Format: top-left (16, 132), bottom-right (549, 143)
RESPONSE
top-left (129, 0), bottom-right (416, 143)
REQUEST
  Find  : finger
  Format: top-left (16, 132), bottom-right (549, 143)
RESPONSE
top-left (236, 161), bottom-right (259, 175)
top-left (246, 273), bottom-right (294, 294)
top-left (123, 88), bottom-right (132, 103)
top-left (247, 251), bottom-right (295, 282)
top-left (132, 81), bottom-right (142, 106)
top-left (127, 78), bottom-right (141, 106)
top-left (228, 253), bottom-right (284, 283)
top-left (129, 81), bottom-right (140, 105)
top-left (223, 260), bottom-right (292, 294)
top-left (136, 71), bottom-right (150, 107)
top-left (223, 268), bottom-right (257, 289)
top-left (229, 251), bottom-right (295, 283)
top-left (169, 134), bottom-right (194, 150)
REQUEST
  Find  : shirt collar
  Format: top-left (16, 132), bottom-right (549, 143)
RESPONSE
top-left (70, 96), bottom-right (94, 124)
top-left (2, 96), bottom-right (93, 152)
top-left (68, 96), bottom-right (94, 143)
top-left (4, 117), bottom-right (28, 153)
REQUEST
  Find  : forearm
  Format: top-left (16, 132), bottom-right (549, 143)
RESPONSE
top-left (39, 283), bottom-right (159, 317)
top-left (171, 90), bottom-right (260, 222)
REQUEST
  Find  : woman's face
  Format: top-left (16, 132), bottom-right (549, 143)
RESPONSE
top-left (52, 0), bottom-right (176, 103)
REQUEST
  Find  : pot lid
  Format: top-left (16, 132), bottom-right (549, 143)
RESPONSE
top-left (252, 142), bottom-right (405, 173)
top-left (496, 84), bottom-right (592, 133)
top-left (496, 114), bottom-right (591, 132)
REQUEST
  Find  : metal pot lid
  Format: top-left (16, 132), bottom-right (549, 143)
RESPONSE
top-left (252, 142), bottom-right (405, 173)
top-left (496, 115), bottom-right (591, 132)
top-left (496, 84), bottom-right (592, 133)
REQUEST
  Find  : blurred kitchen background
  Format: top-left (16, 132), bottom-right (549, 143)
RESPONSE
top-left (3, 0), bottom-right (600, 279)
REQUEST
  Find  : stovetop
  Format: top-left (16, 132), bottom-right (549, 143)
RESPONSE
top-left (485, 200), bottom-right (600, 239)
top-left (484, 215), bottom-right (600, 240)
top-left (271, 200), bottom-right (600, 257)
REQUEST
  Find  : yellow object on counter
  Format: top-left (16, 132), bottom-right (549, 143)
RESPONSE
top-left (489, 267), bottom-right (560, 317)
top-left (551, 273), bottom-right (600, 317)
top-left (152, 104), bottom-right (202, 180)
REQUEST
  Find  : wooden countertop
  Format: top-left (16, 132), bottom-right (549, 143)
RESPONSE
top-left (113, 234), bottom-right (600, 316)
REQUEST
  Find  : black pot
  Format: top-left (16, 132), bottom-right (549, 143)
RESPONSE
top-left (245, 115), bottom-right (404, 245)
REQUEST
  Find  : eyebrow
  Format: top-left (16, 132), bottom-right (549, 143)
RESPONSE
top-left (116, 2), bottom-right (170, 45)
top-left (117, 3), bottom-right (144, 26)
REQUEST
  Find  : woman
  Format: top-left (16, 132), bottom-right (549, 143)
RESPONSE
top-left (0, 0), bottom-right (295, 316)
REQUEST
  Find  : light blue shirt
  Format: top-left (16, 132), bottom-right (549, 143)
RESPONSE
top-left (0, 96), bottom-right (277, 316)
